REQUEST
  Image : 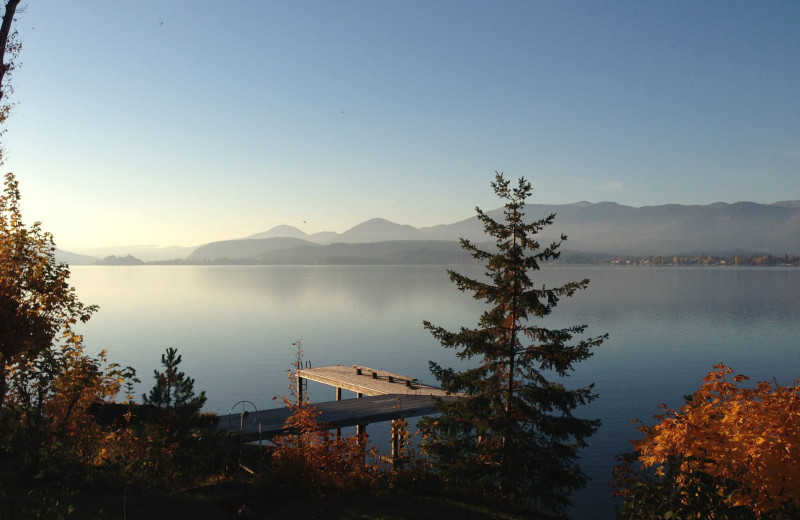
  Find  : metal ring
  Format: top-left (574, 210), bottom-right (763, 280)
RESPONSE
top-left (228, 400), bottom-right (258, 428)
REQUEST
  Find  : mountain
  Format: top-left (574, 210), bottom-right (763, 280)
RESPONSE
top-left (251, 240), bottom-right (471, 265)
top-left (187, 237), bottom-right (318, 261)
top-left (185, 201), bottom-right (800, 262)
top-left (338, 218), bottom-right (426, 243)
top-left (245, 218), bottom-right (430, 245)
top-left (246, 225), bottom-right (309, 241)
top-left (773, 201), bottom-right (800, 209)
top-left (55, 249), bottom-right (98, 265)
top-left (421, 201), bottom-right (800, 255)
top-left (309, 231), bottom-right (341, 243)
top-left (57, 200), bottom-right (800, 264)
top-left (64, 245), bottom-right (195, 262)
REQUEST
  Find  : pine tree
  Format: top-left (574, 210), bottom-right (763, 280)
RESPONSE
top-left (419, 173), bottom-right (607, 515)
top-left (142, 347), bottom-right (205, 413)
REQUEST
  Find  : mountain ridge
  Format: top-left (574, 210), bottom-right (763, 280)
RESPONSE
top-left (63, 200), bottom-right (800, 263)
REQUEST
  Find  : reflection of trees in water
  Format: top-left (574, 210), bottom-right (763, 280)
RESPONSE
top-left (66, 265), bottom-right (799, 414)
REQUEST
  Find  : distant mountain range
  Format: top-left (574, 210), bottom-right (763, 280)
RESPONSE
top-left (56, 245), bottom-right (194, 264)
top-left (60, 200), bottom-right (800, 265)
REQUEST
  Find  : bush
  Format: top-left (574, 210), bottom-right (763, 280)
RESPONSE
top-left (614, 364), bottom-right (800, 519)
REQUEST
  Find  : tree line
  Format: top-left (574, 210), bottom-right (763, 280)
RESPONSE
top-left (559, 252), bottom-right (800, 266)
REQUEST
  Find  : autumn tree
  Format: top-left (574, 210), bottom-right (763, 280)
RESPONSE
top-left (614, 364), bottom-right (800, 519)
top-left (419, 173), bottom-right (607, 515)
top-left (0, 174), bottom-right (140, 517)
top-left (7, 332), bottom-right (136, 437)
top-left (0, 5), bottom-right (135, 512)
top-left (267, 341), bottom-right (375, 498)
top-left (0, 3), bottom-right (96, 414)
top-left (0, 173), bottom-right (97, 411)
top-left (269, 400), bottom-right (373, 498)
top-left (0, 178), bottom-right (137, 514)
top-left (4, 333), bottom-right (139, 498)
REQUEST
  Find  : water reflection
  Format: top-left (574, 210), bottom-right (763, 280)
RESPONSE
top-left (68, 265), bottom-right (800, 519)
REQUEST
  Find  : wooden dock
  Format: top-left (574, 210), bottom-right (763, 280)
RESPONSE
top-left (295, 364), bottom-right (451, 400)
top-left (217, 365), bottom-right (455, 442)
top-left (217, 393), bottom-right (455, 442)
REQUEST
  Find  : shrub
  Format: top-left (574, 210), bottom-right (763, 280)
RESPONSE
top-left (614, 364), bottom-right (800, 519)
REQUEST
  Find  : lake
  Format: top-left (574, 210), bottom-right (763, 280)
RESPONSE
top-left (69, 265), bottom-right (800, 519)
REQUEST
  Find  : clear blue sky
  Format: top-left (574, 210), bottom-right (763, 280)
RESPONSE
top-left (4, 1), bottom-right (799, 248)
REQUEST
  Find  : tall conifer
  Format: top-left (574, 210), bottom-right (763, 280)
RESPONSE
top-left (420, 173), bottom-right (607, 514)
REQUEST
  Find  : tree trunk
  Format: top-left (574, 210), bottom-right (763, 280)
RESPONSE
top-left (0, 0), bottom-right (20, 104)
top-left (0, 354), bottom-right (7, 412)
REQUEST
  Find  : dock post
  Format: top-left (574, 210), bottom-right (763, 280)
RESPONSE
top-left (356, 424), bottom-right (368, 466)
top-left (390, 420), bottom-right (399, 461)
top-left (297, 375), bottom-right (304, 402)
top-left (335, 387), bottom-right (342, 438)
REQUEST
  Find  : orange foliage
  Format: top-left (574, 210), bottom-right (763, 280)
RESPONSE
top-left (633, 364), bottom-right (800, 517)
top-left (270, 401), bottom-right (375, 498)
top-left (45, 342), bottom-right (129, 437)
top-left (268, 341), bottom-right (376, 497)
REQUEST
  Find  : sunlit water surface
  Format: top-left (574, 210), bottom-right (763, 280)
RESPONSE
top-left (69, 265), bottom-right (800, 519)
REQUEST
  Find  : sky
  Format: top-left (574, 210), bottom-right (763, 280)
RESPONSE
top-left (2, 1), bottom-right (799, 249)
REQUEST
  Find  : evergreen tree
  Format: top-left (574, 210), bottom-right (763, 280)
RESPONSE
top-left (419, 173), bottom-right (607, 515)
top-left (138, 347), bottom-right (219, 486)
top-left (142, 347), bottom-right (205, 413)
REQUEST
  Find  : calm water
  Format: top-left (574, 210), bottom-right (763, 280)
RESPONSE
top-left (69, 265), bottom-right (800, 519)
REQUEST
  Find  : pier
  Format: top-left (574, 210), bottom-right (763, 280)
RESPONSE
top-left (217, 365), bottom-right (455, 444)
top-left (295, 364), bottom-right (452, 401)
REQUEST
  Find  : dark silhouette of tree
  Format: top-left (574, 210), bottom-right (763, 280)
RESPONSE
top-left (136, 348), bottom-right (219, 487)
top-left (142, 347), bottom-right (206, 413)
top-left (0, 1), bottom-right (19, 100)
top-left (419, 172), bottom-right (607, 515)
top-left (0, 0), bottom-right (21, 164)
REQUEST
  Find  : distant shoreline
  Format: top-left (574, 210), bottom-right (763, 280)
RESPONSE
top-left (80, 252), bottom-right (800, 268)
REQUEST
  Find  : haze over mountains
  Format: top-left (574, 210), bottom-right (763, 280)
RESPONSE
top-left (61, 201), bottom-right (800, 264)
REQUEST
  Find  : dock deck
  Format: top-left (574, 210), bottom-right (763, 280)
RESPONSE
top-left (296, 364), bottom-right (451, 399)
top-left (217, 393), bottom-right (455, 442)
top-left (217, 365), bottom-right (455, 441)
